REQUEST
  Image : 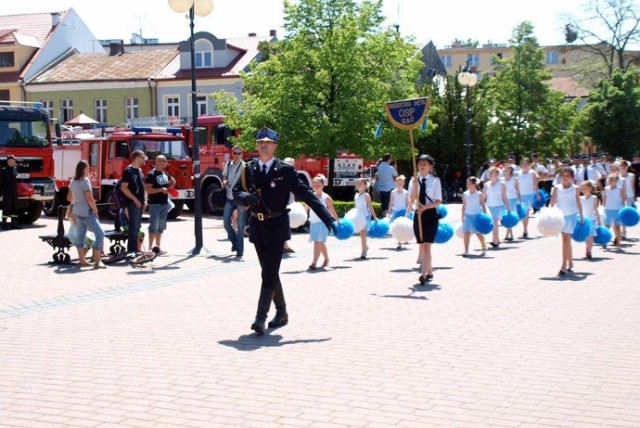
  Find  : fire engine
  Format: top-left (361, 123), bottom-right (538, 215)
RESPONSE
top-left (0, 102), bottom-right (56, 224)
top-left (47, 127), bottom-right (194, 219)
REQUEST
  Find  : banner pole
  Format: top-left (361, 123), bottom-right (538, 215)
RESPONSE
top-left (409, 129), bottom-right (422, 241)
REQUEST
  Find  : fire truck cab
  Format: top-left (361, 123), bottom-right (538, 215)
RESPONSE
top-left (48, 127), bottom-right (194, 219)
top-left (0, 103), bottom-right (56, 224)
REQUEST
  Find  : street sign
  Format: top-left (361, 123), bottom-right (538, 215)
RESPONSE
top-left (385, 97), bottom-right (429, 130)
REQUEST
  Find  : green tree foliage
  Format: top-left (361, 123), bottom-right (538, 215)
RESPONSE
top-left (211, 0), bottom-right (423, 161)
top-left (585, 69), bottom-right (640, 159)
top-left (484, 22), bottom-right (579, 159)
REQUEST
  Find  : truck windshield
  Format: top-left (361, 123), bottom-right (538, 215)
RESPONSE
top-left (130, 139), bottom-right (189, 160)
top-left (0, 119), bottom-right (49, 148)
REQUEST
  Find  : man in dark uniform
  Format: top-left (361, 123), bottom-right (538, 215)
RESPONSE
top-left (234, 127), bottom-right (336, 334)
top-left (1, 154), bottom-right (19, 230)
top-left (631, 153), bottom-right (640, 198)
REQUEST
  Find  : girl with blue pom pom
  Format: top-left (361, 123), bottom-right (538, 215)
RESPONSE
top-left (603, 173), bottom-right (628, 249)
top-left (483, 166), bottom-right (511, 248)
top-left (550, 166), bottom-right (584, 275)
top-left (461, 176), bottom-right (487, 257)
top-left (355, 178), bottom-right (377, 259)
top-left (516, 157), bottom-right (540, 239)
top-left (307, 175), bottom-right (340, 270)
top-left (580, 180), bottom-right (601, 259)
top-left (501, 163), bottom-right (520, 242)
top-left (619, 160), bottom-right (635, 240)
top-left (389, 175), bottom-right (410, 249)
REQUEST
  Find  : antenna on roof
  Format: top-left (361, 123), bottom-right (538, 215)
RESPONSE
top-left (395, 0), bottom-right (400, 34)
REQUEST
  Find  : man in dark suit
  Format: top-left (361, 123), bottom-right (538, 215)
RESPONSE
top-left (1, 154), bottom-right (19, 230)
top-left (234, 127), bottom-right (336, 334)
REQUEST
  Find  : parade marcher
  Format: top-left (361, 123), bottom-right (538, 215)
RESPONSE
top-left (531, 153), bottom-right (549, 202)
top-left (144, 155), bottom-right (176, 254)
top-left (630, 153), bottom-right (640, 197)
top-left (375, 153), bottom-right (398, 217)
top-left (389, 175), bottom-right (410, 249)
top-left (409, 154), bottom-right (442, 285)
top-left (516, 157), bottom-right (540, 238)
top-left (480, 158), bottom-right (498, 183)
top-left (603, 173), bottom-right (628, 249)
top-left (120, 150), bottom-right (147, 256)
top-left (307, 174), bottom-right (340, 270)
top-left (67, 160), bottom-right (107, 268)
top-left (461, 176), bottom-right (487, 257)
top-left (222, 146), bottom-right (246, 257)
top-left (550, 166), bottom-right (584, 276)
top-left (619, 160), bottom-right (636, 240)
top-left (1, 154), bottom-right (19, 230)
top-left (233, 127), bottom-right (336, 335)
top-left (580, 180), bottom-right (601, 260)
top-left (501, 164), bottom-right (520, 241)
top-left (483, 166), bottom-right (511, 248)
top-left (282, 157), bottom-right (296, 254)
top-left (354, 178), bottom-right (378, 259)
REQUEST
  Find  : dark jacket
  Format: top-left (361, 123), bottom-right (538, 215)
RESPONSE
top-left (1, 165), bottom-right (17, 195)
top-left (234, 158), bottom-right (333, 245)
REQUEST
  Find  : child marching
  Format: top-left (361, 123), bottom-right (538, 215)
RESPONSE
top-left (602, 173), bottom-right (628, 249)
top-left (461, 177), bottom-right (488, 257)
top-left (502, 164), bottom-right (520, 242)
top-left (550, 166), bottom-right (584, 276)
top-left (579, 180), bottom-right (601, 259)
top-left (355, 178), bottom-right (377, 259)
top-left (307, 175), bottom-right (341, 270)
top-left (516, 157), bottom-right (540, 238)
top-left (483, 166), bottom-right (511, 248)
top-left (388, 175), bottom-right (410, 249)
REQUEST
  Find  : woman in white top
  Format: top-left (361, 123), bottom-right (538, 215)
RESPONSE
top-left (579, 180), bottom-right (601, 259)
top-left (550, 166), bottom-right (584, 276)
top-left (517, 158), bottom-right (539, 238)
top-left (483, 166), bottom-right (511, 248)
top-left (619, 160), bottom-right (636, 239)
top-left (603, 173), bottom-right (628, 248)
top-left (388, 175), bottom-right (410, 249)
top-left (354, 178), bottom-right (377, 259)
top-left (307, 175), bottom-right (340, 270)
top-left (501, 164), bottom-right (520, 241)
top-left (461, 176), bottom-right (487, 257)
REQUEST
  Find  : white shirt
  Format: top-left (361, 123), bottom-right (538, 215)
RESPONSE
top-left (309, 192), bottom-right (328, 223)
top-left (502, 176), bottom-right (518, 199)
top-left (223, 160), bottom-right (245, 200)
top-left (555, 184), bottom-right (579, 215)
top-left (604, 186), bottom-right (624, 210)
top-left (390, 188), bottom-right (408, 212)
top-left (485, 180), bottom-right (505, 207)
top-left (463, 190), bottom-right (482, 215)
top-left (517, 170), bottom-right (536, 195)
top-left (580, 195), bottom-right (597, 221)
top-left (258, 158), bottom-right (275, 174)
top-left (408, 174), bottom-right (442, 204)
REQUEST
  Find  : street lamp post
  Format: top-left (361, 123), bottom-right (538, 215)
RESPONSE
top-left (457, 69), bottom-right (478, 180)
top-left (168, 0), bottom-right (213, 255)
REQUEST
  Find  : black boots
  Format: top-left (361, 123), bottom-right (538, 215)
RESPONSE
top-left (251, 287), bottom-right (275, 334)
top-left (268, 283), bottom-right (288, 329)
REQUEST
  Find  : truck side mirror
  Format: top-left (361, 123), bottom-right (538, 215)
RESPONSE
top-left (55, 123), bottom-right (62, 139)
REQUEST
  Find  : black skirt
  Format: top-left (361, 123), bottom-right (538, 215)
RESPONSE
top-left (414, 207), bottom-right (439, 243)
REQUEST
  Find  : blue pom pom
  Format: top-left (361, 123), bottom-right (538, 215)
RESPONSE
top-left (408, 210), bottom-right (414, 220)
top-left (571, 218), bottom-right (592, 242)
top-left (335, 219), bottom-right (355, 240)
top-left (516, 204), bottom-right (527, 220)
top-left (594, 226), bottom-right (613, 245)
top-left (619, 206), bottom-right (640, 227)
top-left (368, 219), bottom-right (390, 238)
top-left (434, 222), bottom-right (454, 244)
top-left (390, 209), bottom-right (406, 222)
top-left (474, 213), bottom-right (494, 234)
top-left (437, 205), bottom-right (448, 219)
top-left (500, 211), bottom-right (520, 228)
top-left (532, 189), bottom-right (549, 210)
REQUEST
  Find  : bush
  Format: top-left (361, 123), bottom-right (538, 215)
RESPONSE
top-left (333, 200), bottom-right (382, 218)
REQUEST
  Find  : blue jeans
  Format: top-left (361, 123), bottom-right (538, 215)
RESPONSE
top-left (74, 212), bottom-right (105, 251)
top-left (148, 203), bottom-right (170, 233)
top-left (222, 198), bottom-right (246, 255)
top-left (125, 202), bottom-right (143, 253)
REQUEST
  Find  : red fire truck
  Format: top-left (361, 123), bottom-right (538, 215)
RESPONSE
top-left (0, 102), bottom-right (56, 224)
top-left (47, 127), bottom-right (194, 219)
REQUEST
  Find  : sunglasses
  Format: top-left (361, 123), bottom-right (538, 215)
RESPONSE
top-left (233, 152), bottom-right (242, 155)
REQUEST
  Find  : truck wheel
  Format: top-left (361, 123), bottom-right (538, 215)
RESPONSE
top-left (185, 200), bottom-right (195, 211)
top-left (103, 189), bottom-right (119, 220)
top-left (43, 198), bottom-right (58, 217)
top-left (204, 182), bottom-right (225, 215)
top-left (18, 201), bottom-right (44, 224)
top-left (167, 201), bottom-right (184, 219)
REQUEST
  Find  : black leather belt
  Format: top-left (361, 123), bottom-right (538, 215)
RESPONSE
top-left (251, 211), bottom-right (285, 221)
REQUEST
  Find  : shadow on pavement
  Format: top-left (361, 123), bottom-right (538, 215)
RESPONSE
top-left (208, 254), bottom-right (244, 263)
top-left (374, 283), bottom-right (440, 300)
top-left (344, 256), bottom-right (388, 262)
top-left (219, 334), bottom-right (331, 351)
top-left (283, 265), bottom-right (352, 275)
top-left (540, 271), bottom-right (593, 282)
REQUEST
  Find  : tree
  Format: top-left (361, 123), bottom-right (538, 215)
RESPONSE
top-left (211, 0), bottom-right (423, 162)
top-left (586, 69), bottom-right (640, 159)
top-left (564, 0), bottom-right (640, 77)
top-left (484, 22), bottom-right (578, 159)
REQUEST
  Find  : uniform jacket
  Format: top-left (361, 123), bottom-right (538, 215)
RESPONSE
top-left (234, 158), bottom-right (333, 244)
top-left (1, 165), bottom-right (17, 196)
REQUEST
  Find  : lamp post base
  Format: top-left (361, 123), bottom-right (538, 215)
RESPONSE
top-left (186, 246), bottom-right (212, 257)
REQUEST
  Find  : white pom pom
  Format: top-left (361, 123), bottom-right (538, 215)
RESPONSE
top-left (597, 205), bottom-right (605, 219)
top-left (390, 217), bottom-right (414, 242)
top-left (288, 202), bottom-right (308, 229)
top-left (345, 208), bottom-right (367, 233)
top-left (537, 207), bottom-right (565, 237)
top-left (454, 221), bottom-right (464, 239)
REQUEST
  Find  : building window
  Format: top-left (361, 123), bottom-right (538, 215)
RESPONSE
top-left (95, 99), bottom-right (107, 123)
top-left (42, 100), bottom-right (54, 118)
top-left (166, 96), bottom-right (180, 117)
top-left (61, 99), bottom-right (74, 123)
top-left (194, 39), bottom-right (213, 68)
top-left (0, 52), bottom-right (14, 68)
top-left (125, 97), bottom-right (139, 120)
top-left (467, 54), bottom-right (480, 67)
top-left (197, 95), bottom-right (207, 116)
top-left (0, 90), bottom-right (9, 103)
top-left (546, 51), bottom-right (559, 65)
top-left (442, 55), bottom-right (452, 68)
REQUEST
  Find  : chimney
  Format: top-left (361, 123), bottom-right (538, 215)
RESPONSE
top-left (248, 32), bottom-right (257, 37)
top-left (51, 12), bottom-right (61, 28)
top-left (269, 29), bottom-right (277, 38)
top-left (109, 41), bottom-right (125, 56)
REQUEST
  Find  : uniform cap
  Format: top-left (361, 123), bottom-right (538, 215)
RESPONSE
top-left (6, 154), bottom-right (16, 160)
top-left (417, 154), bottom-right (434, 164)
top-left (256, 127), bottom-right (279, 143)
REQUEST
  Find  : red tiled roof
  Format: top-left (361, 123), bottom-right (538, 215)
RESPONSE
top-left (548, 77), bottom-right (589, 98)
top-left (0, 11), bottom-right (63, 43)
top-left (29, 50), bottom-right (180, 84)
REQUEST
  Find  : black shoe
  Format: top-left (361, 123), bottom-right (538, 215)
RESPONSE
top-left (251, 287), bottom-right (274, 334)
top-left (231, 245), bottom-right (237, 252)
top-left (489, 242), bottom-right (499, 248)
top-left (558, 270), bottom-right (567, 276)
top-left (425, 274), bottom-right (433, 282)
top-left (268, 311), bottom-right (289, 329)
top-left (418, 275), bottom-right (426, 285)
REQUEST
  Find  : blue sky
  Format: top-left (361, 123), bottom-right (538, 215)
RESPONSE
top-left (4, 0), bottom-right (588, 48)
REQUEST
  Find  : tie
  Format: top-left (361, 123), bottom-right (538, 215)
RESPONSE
top-left (584, 166), bottom-right (588, 182)
top-left (261, 164), bottom-right (267, 177)
top-left (419, 177), bottom-right (427, 205)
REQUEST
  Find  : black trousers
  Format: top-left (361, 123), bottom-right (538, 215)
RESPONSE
top-left (2, 192), bottom-right (17, 222)
top-left (254, 240), bottom-right (285, 290)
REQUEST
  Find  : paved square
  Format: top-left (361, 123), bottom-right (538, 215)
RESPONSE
top-left (1, 204), bottom-right (639, 427)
